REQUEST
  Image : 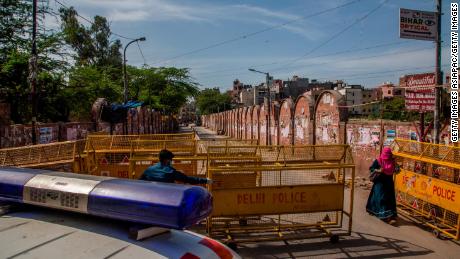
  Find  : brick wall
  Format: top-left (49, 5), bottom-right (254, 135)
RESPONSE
top-left (0, 107), bottom-right (177, 148)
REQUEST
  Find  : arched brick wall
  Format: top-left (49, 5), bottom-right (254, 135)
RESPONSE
top-left (228, 110), bottom-right (232, 137)
top-left (270, 102), bottom-right (279, 145)
top-left (293, 94), bottom-right (315, 145)
top-left (218, 112), bottom-right (224, 133)
top-left (237, 107), bottom-right (244, 139)
top-left (315, 90), bottom-right (347, 144)
top-left (259, 104), bottom-right (268, 145)
top-left (234, 109), bottom-right (239, 138)
top-left (279, 98), bottom-right (294, 145)
top-left (245, 106), bottom-right (253, 139)
top-left (252, 105), bottom-right (260, 141)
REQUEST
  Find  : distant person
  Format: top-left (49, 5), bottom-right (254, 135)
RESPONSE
top-left (140, 149), bottom-right (212, 185)
top-left (366, 147), bottom-right (399, 225)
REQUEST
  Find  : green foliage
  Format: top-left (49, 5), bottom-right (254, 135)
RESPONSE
top-left (367, 96), bottom-right (431, 122)
top-left (59, 7), bottom-right (122, 68)
top-left (0, 0), bottom-right (31, 62)
top-left (0, 50), bottom-right (30, 123)
top-left (196, 88), bottom-right (231, 115)
top-left (0, 2), bottom-right (198, 123)
top-left (130, 66), bottom-right (199, 113)
top-left (65, 66), bottom-right (122, 120)
top-left (0, 0), bottom-right (69, 123)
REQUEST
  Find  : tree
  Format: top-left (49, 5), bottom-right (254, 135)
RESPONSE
top-left (367, 96), bottom-right (429, 122)
top-left (58, 6), bottom-right (124, 120)
top-left (131, 66), bottom-right (199, 113)
top-left (0, 0), bottom-right (31, 63)
top-left (65, 66), bottom-right (122, 120)
top-left (0, 0), bottom-right (67, 123)
top-left (59, 7), bottom-right (122, 69)
top-left (196, 88), bottom-right (231, 115)
top-left (1, 2), bottom-right (198, 123)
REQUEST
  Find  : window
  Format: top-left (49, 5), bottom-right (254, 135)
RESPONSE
top-left (388, 90), bottom-right (391, 94)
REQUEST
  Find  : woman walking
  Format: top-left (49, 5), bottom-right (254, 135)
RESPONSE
top-left (366, 147), bottom-right (398, 224)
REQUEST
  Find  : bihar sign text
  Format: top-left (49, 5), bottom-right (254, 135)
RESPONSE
top-left (400, 8), bottom-right (437, 41)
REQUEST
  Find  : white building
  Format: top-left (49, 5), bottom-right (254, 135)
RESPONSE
top-left (338, 85), bottom-right (364, 115)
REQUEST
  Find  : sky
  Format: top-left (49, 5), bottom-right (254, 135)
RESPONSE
top-left (47, 0), bottom-right (453, 90)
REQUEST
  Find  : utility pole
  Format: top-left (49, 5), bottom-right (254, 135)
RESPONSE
top-left (123, 37), bottom-right (146, 103)
top-left (123, 37), bottom-right (145, 134)
top-left (433, 0), bottom-right (442, 144)
top-left (29, 0), bottom-right (38, 144)
top-left (249, 68), bottom-right (272, 145)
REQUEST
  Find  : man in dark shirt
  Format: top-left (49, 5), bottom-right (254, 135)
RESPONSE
top-left (140, 149), bottom-right (212, 184)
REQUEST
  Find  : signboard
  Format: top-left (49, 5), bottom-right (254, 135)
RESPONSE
top-left (211, 184), bottom-right (344, 216)
top-left (395, 170), bottom-right (460, 214)
top-left (400, 73), bottom-right (436, 111)
top-left (400, 8), bottom-right (437, 41)
top-left (39, 127), bottom-right (53, 144)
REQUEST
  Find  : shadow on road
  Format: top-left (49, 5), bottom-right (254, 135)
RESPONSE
top-left (237, 231), bottom-right (433, 258)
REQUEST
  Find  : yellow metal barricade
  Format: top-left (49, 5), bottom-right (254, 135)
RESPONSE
top-left (128, 139), bottom-right (259, 182)
top-left (85, 133), bottom-right (196, 152)
top-left (196, 139), bottom-right (259, 153)
top-left (0, 140), bottom-right (85, 170)
top-left (205, 145), bottom-right (355, 244)
top-left (129, 139), bottom-right (203, 179)
top-left (83, 133), bottom-right (196, 177)
top-left (392, 139), bottom-right (460, 240)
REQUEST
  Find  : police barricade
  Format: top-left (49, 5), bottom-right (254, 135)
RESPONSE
top-left (129, 139), bottom-right (202, 179)
top-left (0, 140), bottom-right (85, 171)
top-left (82, 133), bottom-right (197, 177)
top-left (196, 139), bottom-right (259, 154)
top-left (84, 136), bottom-right (257, 179)
top-left (205, 145), bottom-right (355, 244)
top-left (392, 139), bottom-right (460, 240)
top-left (85, 133), bottom-right (196, 152)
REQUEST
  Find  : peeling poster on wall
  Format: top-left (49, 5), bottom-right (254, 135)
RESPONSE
top-left (39, 127), bottom-right (53, 144)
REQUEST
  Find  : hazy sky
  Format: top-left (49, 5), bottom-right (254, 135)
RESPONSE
top-left (47, 0), bottom-right (452, 90)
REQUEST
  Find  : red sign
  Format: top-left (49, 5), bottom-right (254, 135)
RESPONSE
top-left (120, 155), bottom-right (129, 164)
top-left (99, 157), bottom-right (109, 165)
top-left (400, 73), bottom-right (436, 112)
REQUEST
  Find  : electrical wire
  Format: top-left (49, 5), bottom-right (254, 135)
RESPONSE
top-left (148, 0), bottom-right (363, 66)
top-left (193, 0), bottom-right (391, 79)
top-left (314, 64), bottom-right (449, 81)
top-left (265, 44), bottom-right (447, 74)
top-left (197, 45), bottom-right (446, 80)
top-left (269, 0), bottom-right (390, 71)
top-left (54, 0), bottom-right (136, 40)
top-left (137, 41), bottom-right (147, 66)
top-left (193, 41), bottom-right (414, 77)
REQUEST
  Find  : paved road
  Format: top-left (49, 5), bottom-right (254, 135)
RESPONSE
top-left (192, 126), bottom-right (460, 259)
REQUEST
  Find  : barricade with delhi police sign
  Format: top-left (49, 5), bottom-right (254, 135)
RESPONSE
top-left (205, 145), bottom-right (355, 244)
top-left (392, 139), bottom-right (460, 240)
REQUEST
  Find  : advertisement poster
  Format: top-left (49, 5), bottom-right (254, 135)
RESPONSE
top-left (39, 127), bottom-right (53, 144)
top-left (371, 131), bottom-right (380, 146)
top-left (384, 129), bottom-right (396, 146)
top-left (410, 131), bottom-right (418, 141)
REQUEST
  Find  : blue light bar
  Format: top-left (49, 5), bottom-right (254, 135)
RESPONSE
top-left (0, 167), bottom-right (212, 229)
